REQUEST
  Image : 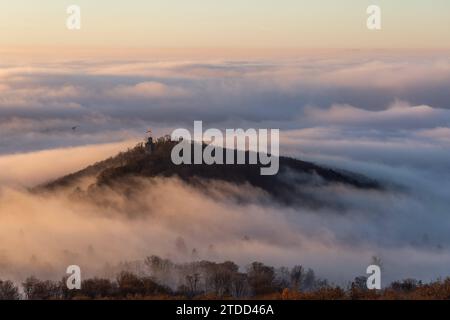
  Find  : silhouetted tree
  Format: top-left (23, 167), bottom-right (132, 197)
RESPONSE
top-left (80, 278), bottom-right (117, 299)
top-left (303, 268), bottom-right (317, 291)
top-left (247, 262), bottom-right (276, 296)
top-left (232, 273), bottom-right (248, 298)
top-left (391, 279), bottom-right (421, 293)
top-left (117, 272), bottom-right (144, 297)
top-left (185, 273), bottom-right (201, 297)
top-left (275, 267), bottom-right (291, 289)
top-left (22, 277), bottom-right (61, 300)
top-left (0, 280), bottom-right (20, 300)
top-left (202, 261), bottom-right (239, 297)
top-left (290, 265), bottom-right (305, 291)
top-left (116, 271), bottom-right (170, 298)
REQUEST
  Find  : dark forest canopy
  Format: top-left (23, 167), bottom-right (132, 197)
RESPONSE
top-left (37, 137), bottom-right (380, 208)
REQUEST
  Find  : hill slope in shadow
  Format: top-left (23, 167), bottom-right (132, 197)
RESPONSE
top-left (37, 138), bottom-right (380, 207)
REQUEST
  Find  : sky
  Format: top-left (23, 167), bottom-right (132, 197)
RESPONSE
top-left (1, 0), bottom-right (450, 48)
top-left (1, 2), bottom-right (450, 283)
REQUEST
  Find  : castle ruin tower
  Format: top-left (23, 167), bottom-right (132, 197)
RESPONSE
top-left (145, 129), bottom-right (154, 154)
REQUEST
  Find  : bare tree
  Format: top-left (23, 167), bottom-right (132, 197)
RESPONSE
top-left (290, 265), bottom-right (305, 291)
top-left (232, 273), bottom-right (248, 298)
top-left (22, 277), bottom-right (61, 300)
top-left (0, 280), bottom-right (21, 300)
top-left (246, 262), bottom-right (276, 296)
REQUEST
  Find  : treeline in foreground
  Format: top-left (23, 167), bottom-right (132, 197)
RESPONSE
top-left (0, 256), bottom-right (449, 300)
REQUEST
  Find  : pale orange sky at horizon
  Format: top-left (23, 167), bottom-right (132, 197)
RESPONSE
top-left (1, 1), bottom-right (450, 50)
top-left (2, 47), bottom-right (449, 64)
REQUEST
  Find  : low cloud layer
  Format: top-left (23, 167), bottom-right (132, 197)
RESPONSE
top-left (1, 171), bottom-right (449, 285)
top-left (0, 140), bottom-right (137, 187)
top-left (0, 50), bottom-right (449, 284)
top-left (1, 50), bottom-right (450, 154)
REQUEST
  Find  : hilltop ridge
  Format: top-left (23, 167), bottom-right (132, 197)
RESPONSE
top-left (37, 138), bottom-right (380, 206)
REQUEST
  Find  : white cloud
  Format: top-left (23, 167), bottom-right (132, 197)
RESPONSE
top-left (0, 51), bottom-right (449, 283)
top-left (0, 140), bottom-right (137, 187)
top-left (109, 81), bottom-right (189, 99)
top-left (304, 102), bottom-right (450, 130)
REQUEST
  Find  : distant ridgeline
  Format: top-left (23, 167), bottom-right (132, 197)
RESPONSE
top-left (36, 137), bottom-right (380, 207)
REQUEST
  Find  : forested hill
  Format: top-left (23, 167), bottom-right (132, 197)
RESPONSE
top-left (37, 138), bottom-right (380, 205)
